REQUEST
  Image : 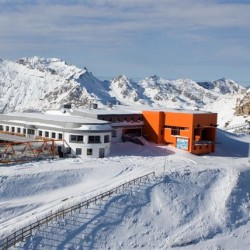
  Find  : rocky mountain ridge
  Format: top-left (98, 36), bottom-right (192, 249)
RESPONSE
top-left (235, 89), bottom-right (250, 116)
top-left (0, 57), bottom-right (247, 115)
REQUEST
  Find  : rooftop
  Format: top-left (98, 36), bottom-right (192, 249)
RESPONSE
top-left (143, 108), bottom-right (214, 114)
top-left (0, 112), bottom-right (109, 125)
top-left (0, 111), bottom-right (113, 131)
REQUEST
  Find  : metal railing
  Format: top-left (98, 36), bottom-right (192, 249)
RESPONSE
top-left (0, 171), bottom-right (155, 249)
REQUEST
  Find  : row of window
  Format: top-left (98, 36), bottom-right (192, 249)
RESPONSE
top-left (75, 148), bottom-right (93, 155)
top-left (0, 125), bottom-right (63, 139)
top-left (38, 130), bottom-right (63, 139)
top-left (0, 124), bottom-right (110, 144)
top-left (0, 125), bottom-right (27, 134)
top-left (165, 126), bottom-right (189, 136)
top-left (100, 115), bottom-right (142, 123)
top-left (70, 135), bottom-right (110, 144)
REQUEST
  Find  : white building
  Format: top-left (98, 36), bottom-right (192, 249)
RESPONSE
top-left (71, 106), bottom-right (144, 143)
top-left (0, 111), bottom-right (112, 158)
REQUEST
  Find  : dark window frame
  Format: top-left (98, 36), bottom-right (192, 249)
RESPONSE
top-left (70, 135), bottom-right (84, 142)
top-left (112, 129), bottom-right (117, 138)
top-left (87, 148), bottom-right (93, 155)
top-left (76, 148), bottom-right (82, 155)
top-left (88, 135), bottom-right (101, 144)
top-left (27, 129), bottom-right (35, 135)
top-left (104, 135), bottom-right (110, 143)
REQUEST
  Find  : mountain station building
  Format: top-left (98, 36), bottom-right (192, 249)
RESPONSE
top-left (0, 105), bottom-right (217, 159)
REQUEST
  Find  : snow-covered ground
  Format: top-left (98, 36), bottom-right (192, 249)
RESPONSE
top-left (0, 128), bottom-right (249, 249)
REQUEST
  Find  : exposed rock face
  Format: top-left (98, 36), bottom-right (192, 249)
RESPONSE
top-left (235, 90), bottom-right (250, 116)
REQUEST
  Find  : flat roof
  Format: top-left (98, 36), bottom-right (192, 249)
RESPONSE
top-left (142, 108), bottom-right (215, 114)
top-left (74, 105), bottom-right (214, 115)
top-left (0, 112), bottom-right (109, 125)
top-left (0, 111), bottom-right (113, 132)
top-left (74, 106), bottom-right (142, 116)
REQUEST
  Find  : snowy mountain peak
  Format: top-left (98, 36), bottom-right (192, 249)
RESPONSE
top-left (0, 57), bottom-right (248, 119)
top-left (16, 56), bottom-right (88, 80)
top-left (197, 78), bottom-right (243, 94)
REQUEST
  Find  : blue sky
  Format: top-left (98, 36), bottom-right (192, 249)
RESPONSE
top-left (0, 0), bottom-right (250, 85)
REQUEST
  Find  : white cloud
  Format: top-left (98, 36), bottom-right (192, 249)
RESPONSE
top-left (1, 0), bottom-right (250, 42)
top-left (0, 0), bottom-right (250, 79)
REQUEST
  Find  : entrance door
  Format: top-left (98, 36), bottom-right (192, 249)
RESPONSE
top-left (27, 129), bottom-right (35, 138)
top-left (99, 148), bottom-right (105, 158)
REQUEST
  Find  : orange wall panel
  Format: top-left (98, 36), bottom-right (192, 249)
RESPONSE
top-left (142, 111), bottom-right (164, 143)
top-left (164, 112), bottom-right (193, 127)
top-left (142, 110), bottom-right (217, 155)
top-left (163, 128), bottom-right (176, 145)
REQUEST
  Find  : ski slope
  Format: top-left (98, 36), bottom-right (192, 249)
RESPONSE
top-left (0, 129), bottom-right (249, 249)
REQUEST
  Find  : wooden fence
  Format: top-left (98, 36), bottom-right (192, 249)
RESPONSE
top-left (0, 171), bottom-right (155, 249)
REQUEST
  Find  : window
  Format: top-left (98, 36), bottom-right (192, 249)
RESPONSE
top-left (0, 125), bottom-right (3, 131)
top-left (87, 148), bottom-right (93, 155)
top-left (88, 136), bottom-right (100, 144)
top-left (104, 135), bottom-right (110, 143)
top-left (27, 129), bottom-right (35, 135)
top-left (23, 128), bottom-right (26, 134)
top-left (38, 131), bottom-right (43, 137)
top-left (58, 133), bottom-right (63, 139)
top-left (76, 148), bottom-right (82, 155)
top-left (11, 127), bottom-right (15, 132)
top-left (70, 135), bottom-right (83, 142)
top-left (17, 128), bottom-right (21, 133)
top-left (165, 126), bottom-right (188, 136)
top-left (112, 129), bottom-right (117, 138)
top-left (171, 129), bottom-right (180, 136)
top-left (70, 135), bottom-right (77, 141)
top-left (52, 132), bottom-right (56, 139)
top-left (45, 131), bottom-right (49, 137)
top-left (6, 126), bottom-right (9, 131)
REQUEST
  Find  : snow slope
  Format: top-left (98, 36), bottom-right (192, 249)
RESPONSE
top-left (0, 130), bottom-right (249, 249)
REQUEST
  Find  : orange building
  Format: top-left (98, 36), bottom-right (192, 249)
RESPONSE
top-left (142, 110), bottom-right (217, 155)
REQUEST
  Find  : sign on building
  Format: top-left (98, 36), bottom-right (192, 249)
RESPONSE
top-left (176, 137), bottom-right (189, 150)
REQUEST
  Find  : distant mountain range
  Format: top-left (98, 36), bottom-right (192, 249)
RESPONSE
top-left (0, 57), bottom-right (248, 117)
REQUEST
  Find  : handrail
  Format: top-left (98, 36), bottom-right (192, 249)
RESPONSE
top-left (0, 171), bottom-right (155, 249)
